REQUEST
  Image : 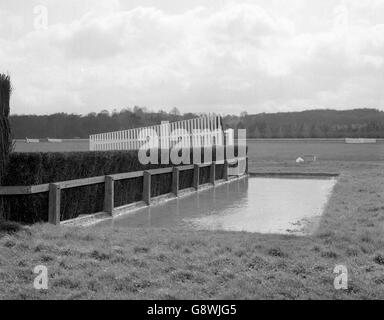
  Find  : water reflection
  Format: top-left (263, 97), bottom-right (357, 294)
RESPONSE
top-left (110, 177), bottom-right (336, 235)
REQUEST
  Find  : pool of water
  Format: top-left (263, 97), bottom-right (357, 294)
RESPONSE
top-left (109, 176), bottom-right (337, 235)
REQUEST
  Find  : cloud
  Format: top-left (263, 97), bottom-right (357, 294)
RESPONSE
top-left (0, 9), bottom-right (25, 39)
top-left (1, 0), bottom-right (384, 115)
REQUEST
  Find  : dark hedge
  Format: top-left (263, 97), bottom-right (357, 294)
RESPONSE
top-left (1, 146), bottom-right (244, 223)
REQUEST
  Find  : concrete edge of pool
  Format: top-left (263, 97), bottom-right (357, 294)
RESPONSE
top-left (249, 172), bottom-right (340, 178)
top-left (61, 171), bottom-right (340, 228)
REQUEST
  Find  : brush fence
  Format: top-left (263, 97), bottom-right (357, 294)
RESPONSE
top-left (89, 115), bottom-right (234, 151)
top-left (0, 157), bottom-right (247, 225)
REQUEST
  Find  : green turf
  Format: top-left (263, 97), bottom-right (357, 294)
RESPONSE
top-left (14, 139), bottom-right (384, 162)
top-left (1, 160), bottom-right (383, 299)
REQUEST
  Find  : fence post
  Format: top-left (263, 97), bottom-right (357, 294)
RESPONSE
top-left (193, 164), bottom-right (200, 190)
top-left (48, 183), bottom-right (61, 225)
top-left (143, 171), bottom-right (151, 205)
top-left (210, 161), bottom-right (216, 185)
top-left (89, 135), bottom-right (93, 151)
top-left (224, 160), bottom-right (229, 181)
top-left (104, 175), bottom-right (114, 215)
top-left (172, 167), bottom-right (179, 196)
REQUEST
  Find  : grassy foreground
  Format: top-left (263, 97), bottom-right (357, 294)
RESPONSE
top-left (1, 160), bottom-right (384, 299)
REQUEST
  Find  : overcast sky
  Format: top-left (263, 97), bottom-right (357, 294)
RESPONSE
top-left (1, 0), bottom-right (384, 115)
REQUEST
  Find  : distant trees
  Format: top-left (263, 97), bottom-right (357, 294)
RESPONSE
top-left (10, 108), bottom-right (199, 139)
top-left (223, 109), bottom-right (384, 139)
top-left (9, 108), bottom-right (384, 139)
top-left (170, 107), bottom-right (181, 116)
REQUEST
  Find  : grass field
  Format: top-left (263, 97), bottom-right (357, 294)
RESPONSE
top-left (1, 157), bottom-right (384, 299)
top-left (247, 140), bottom-right (384, 162)
top-left (13, 139), bottom-right (384, 163)
top-left (13, 140), bottom-right (89, 153)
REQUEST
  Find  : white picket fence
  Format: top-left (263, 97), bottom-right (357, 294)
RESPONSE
top-left (89, 115), bottom-right (232, 151)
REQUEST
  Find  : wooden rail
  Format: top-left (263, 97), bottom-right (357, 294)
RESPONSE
top-left (0, 157), bottom-right (247, 225)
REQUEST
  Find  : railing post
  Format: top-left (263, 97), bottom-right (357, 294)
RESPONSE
top-left (246, 157), bottom-right (249, 175)
top-left (48, 183), bottom-right (61, 225)
top-left (210, 162), bottom-right (216, 185)
top-left (89, 136), bottom-right (93, 151)
top-left (172, 167), bottom-right (179, 196)
top-left (193, 164), bottom-right (200, 190)
top-left (224, 160), bottom-right (229, 181)
top-left (104, 175), bottom-right (114, 215)
top-left (143, 171), bottom-right (151, 205)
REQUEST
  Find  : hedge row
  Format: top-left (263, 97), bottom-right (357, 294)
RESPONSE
top-left (1, 146), bottom-right (243, 223)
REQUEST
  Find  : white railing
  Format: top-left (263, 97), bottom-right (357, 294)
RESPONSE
top-left (89, 115), bottom-right (232, 151)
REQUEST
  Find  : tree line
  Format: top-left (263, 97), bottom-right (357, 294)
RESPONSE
top-left (10, 107), bottom-right (384, 139)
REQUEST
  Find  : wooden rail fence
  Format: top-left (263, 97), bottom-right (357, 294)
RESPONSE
top-left (0, 157), bottom-right (247, 225)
